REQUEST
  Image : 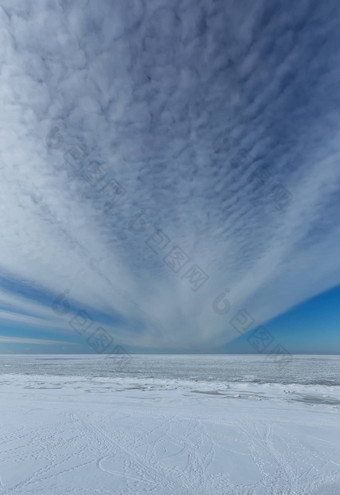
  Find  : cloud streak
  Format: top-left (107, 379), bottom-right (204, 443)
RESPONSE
top-left (0, 336), bottom-right (72, 345)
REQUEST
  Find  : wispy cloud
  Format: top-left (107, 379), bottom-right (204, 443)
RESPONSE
top-left (0, 0), bottom-right (340, 351)
top-left (0, 336), bottom-right (72, 345)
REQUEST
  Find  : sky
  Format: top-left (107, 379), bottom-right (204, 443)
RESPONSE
top-left (0, 0), bottom-right (340, 354)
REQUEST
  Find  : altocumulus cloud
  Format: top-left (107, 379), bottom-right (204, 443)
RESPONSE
top-left (0, 0), bottom-right (340, 351)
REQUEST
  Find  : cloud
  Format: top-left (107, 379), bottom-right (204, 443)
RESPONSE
top-left (0, 336), bottom-right (72, 345)
top-left (0, 0), bottom-right (340, 351)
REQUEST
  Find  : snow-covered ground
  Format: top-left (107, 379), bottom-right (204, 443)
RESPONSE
top-left (0, 372), bottom-right (340, 494)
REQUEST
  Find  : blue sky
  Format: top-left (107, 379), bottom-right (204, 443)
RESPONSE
top-left (224, 285), bottom-right (340, 354)
top-left (0, 0), bottom-right (339, 354)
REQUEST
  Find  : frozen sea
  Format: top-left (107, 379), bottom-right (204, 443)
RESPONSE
top-left (0, 354), bottom-right (340, 494)
top-left (1, 353), bottom-right (340, 384)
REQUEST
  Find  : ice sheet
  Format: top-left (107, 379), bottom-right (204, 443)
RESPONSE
top-left (1, 366), bottom-right (340, 494)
